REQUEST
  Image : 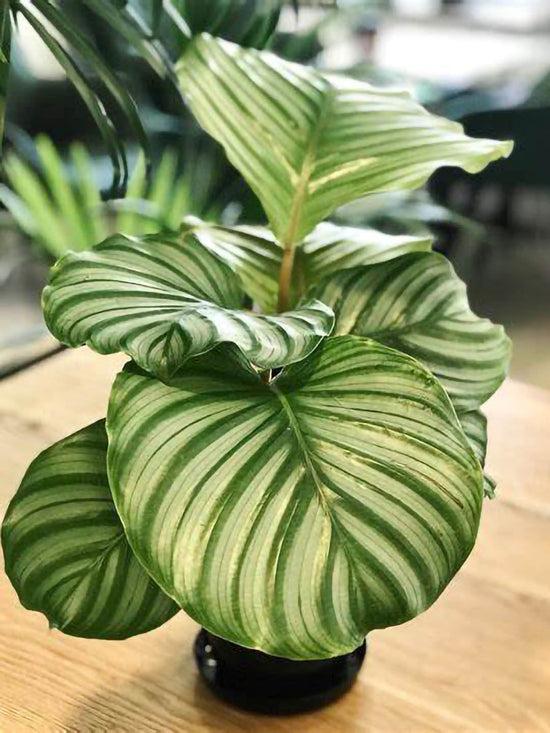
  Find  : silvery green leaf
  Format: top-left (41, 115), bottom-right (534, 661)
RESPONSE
top-left (177, 34), bottom-right (513, 244)
top-left (297, 222), bottom-right (433, 285)
top-left (190, 218), bottom-right (433, 312)
top-left (312, 252), bottom-right (511, 411)
top-left (184, 217), bottom-right (282, 313)
top-left (106, 336), bottom-right (483, 659)
top-left (43, 229), bottom-right (333, 378)
top-left (1, 421), bottom-right (178, 639)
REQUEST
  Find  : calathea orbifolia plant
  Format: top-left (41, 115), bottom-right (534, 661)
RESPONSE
top-left (2, 33), bottom-right (512, 659)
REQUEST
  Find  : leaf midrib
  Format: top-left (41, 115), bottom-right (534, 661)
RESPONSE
top-left (270, 385), bottom-right (364, 590)
top-left (50, 531), bottom-right (126, 630)
top-left (282, 85), bottom-right (336, 247)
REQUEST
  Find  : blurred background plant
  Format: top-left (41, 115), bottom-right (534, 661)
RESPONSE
top-left (1, 0), bottom-right (550, 385)
top-left (1, 139), bottom-right (224, 257)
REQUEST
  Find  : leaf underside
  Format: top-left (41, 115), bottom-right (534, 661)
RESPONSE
top-left (107, 336), bottom-right (483, 659)
top-left (1, 421), bottom-right (178, 639)
top-left (458, 409), bottom-right (497, 498)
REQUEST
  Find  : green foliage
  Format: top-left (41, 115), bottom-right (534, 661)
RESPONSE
top-left (43, 227), bottom-right (334, 378)
top-left (0, 138), bottom-right (192, 258)
top-left (335, 190), bottom-right (485, 240)
top-left (177, 34), bottom-right (512, 246)
top-left (309, 252), bottom-right (511, 411)
top-left (185, 219), bottom-right (433, 313)
top-left (0, 4), bottom-right (11, 142)
top-left (2, 421), bottom-right (178, 638)
top-left (458, 409), bottom-right (497, 499)
top-left (7, 0), bottom-right (166, 193)
top-left (180, 0), bottom-right (283, 48)
top-left (107, 337), bottom-right (482, 658)
top-left (1, 1), bottom-right (290, 188)
top-left (2, 9), bottom-right (513, 657)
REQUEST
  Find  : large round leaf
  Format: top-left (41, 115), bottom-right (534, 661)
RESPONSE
top-left (177, 34), bottom-right (513, 244)
top-left (107, 336), bottom-right (483, 659)
top-left (312, 252), bottom-right (511, 411)
top-left (1, 421), bottom-right (178, 639)
top-left (43, 229), bottom-right (333, 378)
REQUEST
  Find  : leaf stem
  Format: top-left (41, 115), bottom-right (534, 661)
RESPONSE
top-left (277, 182), bottom-right (306, 312)
top-left (275, 89), bottom-right (334, 313)
top-left (277, 243), bottom-right (296, 313)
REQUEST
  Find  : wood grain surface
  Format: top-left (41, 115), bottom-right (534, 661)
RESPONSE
top-left (0, 348), bottom-right (549, 732)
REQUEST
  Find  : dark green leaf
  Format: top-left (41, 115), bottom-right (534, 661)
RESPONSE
top-left (32, 0), bottom-right (152, 179)
top-left (15, 4), bottom-right (127, 196)
top-left (2, 421), bottom-right (178, 639)
top-left (0, 2), bottom-right (11, 143)
top-left (182, 0), bottom-right (282, 48)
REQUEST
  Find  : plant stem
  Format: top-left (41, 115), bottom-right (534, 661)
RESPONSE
top-left (277, 243), bottom-right (296, 313)
top-left (277, 184), bottom-right (307, 312)
top-left (275, 91), bottom-right (330, 312)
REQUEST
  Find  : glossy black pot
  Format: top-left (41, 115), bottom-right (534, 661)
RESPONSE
top-left (194, 628), bottom-right (367, 714)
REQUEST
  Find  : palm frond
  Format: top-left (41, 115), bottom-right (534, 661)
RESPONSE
top-left (0, 136), bottom-right (194, 257)
top-left (6, 0), bottom-right (186, 191)
top-left (0, 4), bottom-right (12, 143)
top-left (4, 1), bottom-right (295, 190)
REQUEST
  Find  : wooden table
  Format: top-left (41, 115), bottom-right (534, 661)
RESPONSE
top-left (1, 349), bottom-right (549, 731)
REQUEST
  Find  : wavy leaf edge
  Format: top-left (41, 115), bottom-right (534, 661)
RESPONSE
top-left (106, 335), bottom-right (484, 659)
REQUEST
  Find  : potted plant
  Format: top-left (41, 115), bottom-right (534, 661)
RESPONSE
top-left (2, 20), bottom-right (513, 715)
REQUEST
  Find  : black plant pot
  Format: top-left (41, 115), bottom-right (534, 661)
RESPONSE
top-left (194, 628), bottom-right (367, 714)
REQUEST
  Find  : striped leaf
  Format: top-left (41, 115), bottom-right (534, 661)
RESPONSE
top-left (296, 222), bottom-right (433, 293)
top-left (190, 218), bottom-right (433, 312)
top-left (177, 34), bottom-right (513, 244)
top-left (184, 217), bottom-right (282, 313)
top-left (458, 409), bottom-right (496, 499)
top-left (182, 0), bottom-right (282, 48)
top-left (106, 336), bottom-right (483, 659)
top-left (482, 473), bottom-right (497, 500)
top-left (43, 230), bottom-right (334, 378)
top-left (312, 253), bottom-right (511, 411)
top-left (1, 421), bottom-right (178, 639)
top-left (458, 409), bottom-right (488, 465)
